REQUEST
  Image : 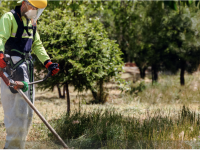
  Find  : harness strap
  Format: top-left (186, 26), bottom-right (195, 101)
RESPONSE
top-left (33, 26), bottom-right (37, 40)
top-left (29, 59), bottom-right (34, 103)
top-left (10, 58), bottom-right (24, 70)
top-left (10, 55), bottom-right (34, 103)
top-left (10, 7), bottom-right (37, 42)
top-left (25, 59), bottom-right (34, 103)
top-left (10, 9), bottom-right (24, 42)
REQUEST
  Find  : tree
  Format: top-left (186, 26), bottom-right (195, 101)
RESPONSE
top-left (34, 8), bottom-right (124, 113)
top-left (164, 6), bottom-right (200, 85)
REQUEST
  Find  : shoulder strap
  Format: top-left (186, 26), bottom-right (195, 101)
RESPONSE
top-left (10, 9), bottom-right (24, 40)
top-left (11, 7), bottom-right (37, 42)
top-left (33, 25), bottom-right (37, 40)
top-left (25, 26), bottom-right (36, 37)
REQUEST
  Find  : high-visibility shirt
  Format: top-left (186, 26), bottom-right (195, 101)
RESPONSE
top-left (0, 12), bottom-right (50, 64)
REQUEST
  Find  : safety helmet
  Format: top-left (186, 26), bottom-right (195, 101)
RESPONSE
top-left (17, 0), bottom-right (47, 8)
top-left (26, 0), bottom-right (47, 9)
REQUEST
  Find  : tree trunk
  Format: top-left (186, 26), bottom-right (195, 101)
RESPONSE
top-left (152, 64), bottom-right (158, 84)
top-left (63, 85), bottom-right (66, 98)
top-left (66, 82), bottom-right (70, 114)
top-left (99, 79), bottom-right (103, 103)
top-left (139, 67), bottom-right (146, 79)
top-left (57, 84), bottom-right (65, 99)
top-left (91, 90), bottom-right (97, 100)
top-left (180, 60), bottom-right (186, 86)
top-left (90, 79), bottom-right (105, 104)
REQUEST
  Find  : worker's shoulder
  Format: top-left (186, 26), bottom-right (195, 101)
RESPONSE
top-left (1, 12), bottom-right (14, 20)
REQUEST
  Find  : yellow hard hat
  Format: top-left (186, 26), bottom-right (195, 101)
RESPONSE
top-left (28, 0), bottom-right (47, 9)
top-left (27, 0), bottom-right (47, 9)
top-left (17, 0), bottom-right (47, 9)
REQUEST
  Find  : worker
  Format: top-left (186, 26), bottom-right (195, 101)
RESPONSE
top-left (0, 0), bottom-right (59, 148)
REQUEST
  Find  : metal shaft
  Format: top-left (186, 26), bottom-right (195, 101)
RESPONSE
top-left (28, 71), bottom-right (52, 85)
top-left (28, 79), bottom-right (45, 85)
top-left (17, 89), bottom-right (69, 149)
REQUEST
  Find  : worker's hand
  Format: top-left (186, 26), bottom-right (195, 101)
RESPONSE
top-left (45, 61), bottom-right (59, 76)
top-left (0, 52), bottom-right (7, 69)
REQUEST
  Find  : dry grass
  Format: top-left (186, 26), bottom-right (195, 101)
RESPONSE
top-left (0, 70), bottom-right (200, 148)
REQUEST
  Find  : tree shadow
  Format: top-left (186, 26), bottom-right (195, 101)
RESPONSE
top-left (35, 96), bottom-right (61, 102)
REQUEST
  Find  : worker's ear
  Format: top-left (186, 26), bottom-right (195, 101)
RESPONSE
top-left (22, 1), bottom-right (25, 6)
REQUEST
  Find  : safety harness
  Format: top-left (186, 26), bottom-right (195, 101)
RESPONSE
top-left (4, 6), bottom-right (36, 103)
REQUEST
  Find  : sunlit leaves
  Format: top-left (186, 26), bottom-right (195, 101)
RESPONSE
top-left (34, 8), bottom-right (124, 93)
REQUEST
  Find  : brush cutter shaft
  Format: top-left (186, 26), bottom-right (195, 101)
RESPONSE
top-left (17, 89), bottom-right (69, 149)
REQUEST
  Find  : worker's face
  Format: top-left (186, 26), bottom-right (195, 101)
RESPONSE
top-left (21, 1), bottom-right (38, 18)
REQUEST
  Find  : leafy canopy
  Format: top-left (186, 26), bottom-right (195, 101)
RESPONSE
top-left (34, 8), bottom-right (124, 93)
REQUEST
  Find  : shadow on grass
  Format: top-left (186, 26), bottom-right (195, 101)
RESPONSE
top-left (35, 96), bottom-right (62, 101)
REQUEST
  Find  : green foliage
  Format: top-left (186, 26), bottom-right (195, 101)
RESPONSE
top-left (119, 1), bottom-right (200, 84)
top-left (0, 1), bottom-right (17, 17)
top-left (35, 8), bottom-right (124, 99)
top-left (164, 1), bottom-right (178, 11)
top-left (2, 0), bottom-right (200, 88)
top-left (163, 6), bottom-right (200, 75)
top-left (163, 1), bottom-right (200, 11)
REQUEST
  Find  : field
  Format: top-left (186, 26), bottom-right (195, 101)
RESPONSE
top-left (1, 67), bottom-right (200, 148)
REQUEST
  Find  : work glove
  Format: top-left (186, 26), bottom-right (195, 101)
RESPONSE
top-left (45, 60), bottom-right (60, 76)
top-left (0, 52), bottom-right (7, 69)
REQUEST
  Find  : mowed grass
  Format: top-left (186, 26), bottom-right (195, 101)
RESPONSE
top-left (1, 71), bottom-right (200, 148)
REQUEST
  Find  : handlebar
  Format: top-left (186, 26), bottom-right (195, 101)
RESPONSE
top-left (28, 71), bottom-right (51, 85)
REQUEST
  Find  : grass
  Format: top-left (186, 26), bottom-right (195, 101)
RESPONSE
top-left (130, 72), bottom-right (200, 105)
top-left (47, 106), bottom-right (199, 149)
top-left (1, 72), bottom-right (200, 148)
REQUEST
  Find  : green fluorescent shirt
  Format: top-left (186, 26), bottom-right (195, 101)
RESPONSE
top-left (0, 12), bottom-right (50, 64)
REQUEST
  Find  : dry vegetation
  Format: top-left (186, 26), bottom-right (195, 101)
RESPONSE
top-left (1, 68), bottom-right (200, 148)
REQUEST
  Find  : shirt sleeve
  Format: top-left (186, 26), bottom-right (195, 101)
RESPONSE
top-left (32, 31), bottom-right (50, 64)
top-left (0, 12), bottom-right (12, 52)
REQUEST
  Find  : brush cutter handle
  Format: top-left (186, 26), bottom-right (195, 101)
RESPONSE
top-left (28, 70), bottom-right (51, 85)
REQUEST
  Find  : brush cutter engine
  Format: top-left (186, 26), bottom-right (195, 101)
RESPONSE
top-left (0, 54), bottom-right (51, 91)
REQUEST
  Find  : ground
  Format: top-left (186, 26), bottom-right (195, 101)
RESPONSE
top-left (0, 67), bottom-right (200, 148)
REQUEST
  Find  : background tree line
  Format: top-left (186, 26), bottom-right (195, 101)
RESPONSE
top-left (1, 0), bottom-right (200, 113)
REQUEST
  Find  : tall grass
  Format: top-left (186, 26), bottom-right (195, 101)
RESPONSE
top-left (28, 73), bottom-right (200, 148)
top-left (47, 105), bottom-right (200, 149)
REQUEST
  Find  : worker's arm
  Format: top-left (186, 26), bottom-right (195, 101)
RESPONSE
top-left (0, 12), bottom-right (12, 52)
top-left (0, 13), bottom-right (12, 68)
top-left (32, 31), bottom-right (59, 76)
top-left (31, 31), bottom-right (50, 64)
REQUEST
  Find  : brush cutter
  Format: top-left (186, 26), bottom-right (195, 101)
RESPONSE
top-left (0, 68), bottom-right (69, 149)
